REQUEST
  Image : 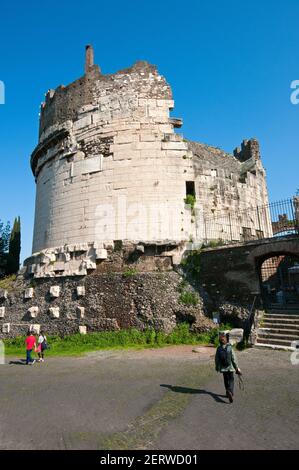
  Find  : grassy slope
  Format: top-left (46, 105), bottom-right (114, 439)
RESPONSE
top-left (3, 323), bottom-right (232, 357)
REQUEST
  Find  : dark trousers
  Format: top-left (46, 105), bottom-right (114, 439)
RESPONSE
top-left (223, 371), bottom-right (234, 395)
top-left (26, 349), bottom-right (33, 364)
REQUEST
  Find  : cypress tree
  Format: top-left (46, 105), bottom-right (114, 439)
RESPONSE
top-left (0, 220), bottom-right (10, 275)
top-left (7, 216), bottom-right (21, 274)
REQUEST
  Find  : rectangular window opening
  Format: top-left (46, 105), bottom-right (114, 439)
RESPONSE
top-left (186, 181), bottom-right (195, 197)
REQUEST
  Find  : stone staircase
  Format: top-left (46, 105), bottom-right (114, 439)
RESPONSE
top-left (256, 309), bottom-right (299, 350)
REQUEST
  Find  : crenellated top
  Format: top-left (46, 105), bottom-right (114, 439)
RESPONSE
top-left (233, 138), bottom-right (260, 162)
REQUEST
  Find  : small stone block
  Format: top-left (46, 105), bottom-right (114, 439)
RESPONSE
top-left (79, 325), bottom-right (87, 335)
top-left (82, 259), bottom-right (97, 270)
top-left (49, 286), bottom-right (60, 298)
top-left (49, 307), bottom-right (60, 318)
top-left (0, 307), bottom-right (5, 318)
top-left (95, 248), bottom-right (108, 260)
top-left (229, 328), bottom-right (244, 345)
top-left (53, 262), bottom-right (65, 271)
top-left (30, 324), bottom-right (40, 335)
top-left (24, 288), bottom-right (34, 299)
top-left (76, 306), bottom-right (85, 319)
top-left (28, 306), bottom-right (39, 318)
top-left (76, 286), bottom-right (86, 297)
top-left (2, 323), bottom-right (10, 333)
top-left (0, 289), bottom-right (8, 300)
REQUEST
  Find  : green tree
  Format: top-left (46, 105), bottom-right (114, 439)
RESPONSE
top-left (0, 220), bottom-right (11, 275)
top-left (6, 217), bottom-right (21, 275)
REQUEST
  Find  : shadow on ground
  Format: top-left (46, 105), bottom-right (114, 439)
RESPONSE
top-left (9, 359), bottom-right (27, 366)
top-left (160, 384), bottom-right (228, 404)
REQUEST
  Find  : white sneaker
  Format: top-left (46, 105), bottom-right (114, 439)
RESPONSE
top-left (32, 360), bottom-right (36, 365)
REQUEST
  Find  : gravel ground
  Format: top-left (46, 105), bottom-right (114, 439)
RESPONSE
top-left (0, 346), bottom-right (298, 450)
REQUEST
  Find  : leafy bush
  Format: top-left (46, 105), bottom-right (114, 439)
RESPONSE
top-left (122, 268), bottom-right (137, 277)
top-left (29, 279), bottom-right (37, 288)
top-left (0, 274), bottom-right (16, 290)
top-left (181, 249), bottom-right (202, 278)
top-left (201, 239), bottom-right (224, 249)
top-left (177, 280), bottom-right (188, 293)
top-left (179, 291), bottom-right (199, 306)
top-left (184, 194), bottom-right (196, 210)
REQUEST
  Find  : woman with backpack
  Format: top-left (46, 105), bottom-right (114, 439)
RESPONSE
top-left (37, 330), bottom-right (48, 363)
top-left (215, 331), bottom-right (241, 403)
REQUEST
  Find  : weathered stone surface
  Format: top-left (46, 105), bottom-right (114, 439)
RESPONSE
top-left (30, 324), bottom-right (41, 334)
top-left (0, 307), bottom-right (5, 318)
top-left (198, 236), bottom-right (299, 339)
top-left (79, 325), bottom-right (87, 335)
top-left (0, 267), bottom-right (215, 339)
top-left (218, 303), bottom-right (251, 325)
top-left (3, 47), bottom-right (274, 339)
top-left (227, 328), bottom-right (244, 345)
top-left (49, 307), bottom-right (60, 319)
top-left (24, 288), bottom-right (34, 299)
top-left (76, 306), bottom-right (85, 319)
top-left (2, 323), bottom-right (10, 333)
top-left (95, 249), bottom-right (108, 260)
top-left (76, 286), bottom-right (85, 297)
top-left (49, 286), bottom-right (60, 298)
top-left (28, 47), bottom-right (270, 264)
top-left (28, 307), bottom-right (39, 319)
top-left (0, 289), bottom-right (8, 300)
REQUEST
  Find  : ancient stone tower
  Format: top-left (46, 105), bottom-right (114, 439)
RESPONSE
top-left (26, 45), bottom-right (271, 278)
top-left (0, 46), bottom-right (274, 338)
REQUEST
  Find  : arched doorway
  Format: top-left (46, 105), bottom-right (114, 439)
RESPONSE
top-left (259, 254), bottom-right (299, 308)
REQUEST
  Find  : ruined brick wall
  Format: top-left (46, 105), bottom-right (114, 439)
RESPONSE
top-left (198, 235), bottom-right (299, 332)
top-left (189, 140), bottom-right (272, 242)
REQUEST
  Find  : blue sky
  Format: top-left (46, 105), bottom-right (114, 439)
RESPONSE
top-left (0, 0), bottom-right (298, 261)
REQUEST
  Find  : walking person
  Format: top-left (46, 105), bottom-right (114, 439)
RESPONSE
top-left (215, 331), bottom-right (241, 403)
top-left (25, 330), bottom-right (36, 365)
top-left (37, 330), bottom-right (47, 362)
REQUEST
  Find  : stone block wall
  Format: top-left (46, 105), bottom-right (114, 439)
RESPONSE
top-left (189, 141), bottom-right (272, 242)
top-left (0, 246), bottom-right (215, 339)
top-left (31, 60), bottom-right (196, 253)
top-left (29, 49), bottom-right (271, 265)
top-left (197, 235), bottom-right (299, 334)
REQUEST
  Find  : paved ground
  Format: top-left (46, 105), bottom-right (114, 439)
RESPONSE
top-left (0, 346), bottom-right (298, 450)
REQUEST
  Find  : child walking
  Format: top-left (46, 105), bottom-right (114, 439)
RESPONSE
top-left (37, 330), bottom-right (47, 362)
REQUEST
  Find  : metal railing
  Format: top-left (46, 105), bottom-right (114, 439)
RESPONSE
top-left (202, 198), bottom-right (299, 245)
